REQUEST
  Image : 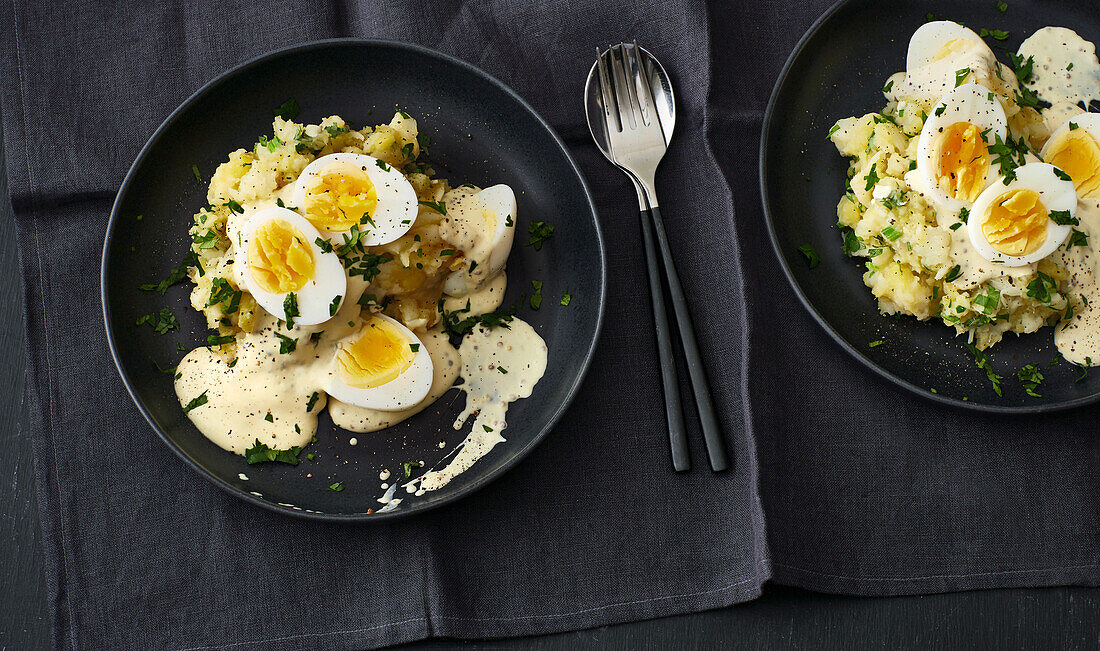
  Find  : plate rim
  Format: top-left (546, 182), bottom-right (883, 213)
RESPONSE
top-left (758, 0), bottom-right (1100, 414)
top-left (101, 37), bottom-right (608, 521)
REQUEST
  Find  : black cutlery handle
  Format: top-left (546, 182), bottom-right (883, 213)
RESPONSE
top-left (639, 208), bottom-right (690, 472)
top-left (646, 206), bottom-right (730, 473)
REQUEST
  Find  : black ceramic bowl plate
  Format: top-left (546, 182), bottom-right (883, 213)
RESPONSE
top-left (103, 40), bottom-right (605, 520)
top-left (762, 0), bottom-right (1100, 412)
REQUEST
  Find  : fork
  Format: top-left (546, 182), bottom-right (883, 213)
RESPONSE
top-left (593, 42), bottom-right (730, 473)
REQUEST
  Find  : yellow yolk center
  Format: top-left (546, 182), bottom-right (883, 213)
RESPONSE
top-left (981, 189), bottom-right (1048, 257)
top-left (335, 317), bottom-right (415, 389)
top-left (248, 219), bottom-right (315, 293)
top-left (304, 164), bottom-right (378, 232)
top-left (1044, 127), bottom-right (1100, 197)
top-left (937, 122), bottom-right (990, 202)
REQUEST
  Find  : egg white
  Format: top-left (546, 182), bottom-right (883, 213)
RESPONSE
top-left (325, 314), bottom-right (434, 411)
top-left (916, 83), bottom-right (1008, 213)
top-left (292, 152), bottom-right (418, 245)
top-left (237, 207), bottom-right (347, 326)
top-left (443, 184), bottom-right (517, 296)
top-left (966, 162), bottom-right (1077, 267)
top-left (906, 21), bottom-right (988, 72)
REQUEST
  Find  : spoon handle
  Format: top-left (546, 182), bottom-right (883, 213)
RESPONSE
top-left (638, 206), bottom-right (690, 472)
top-left (646, 206), bottom-right (730, 472)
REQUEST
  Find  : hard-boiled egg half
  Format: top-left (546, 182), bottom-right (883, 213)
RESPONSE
top-left (293, 152), bottom-right (418, 245)
top-left (916, 83), bottom-right (1008, 212)
top-left (1041, 113), bottom-right (1100, 199)
top-left (325, 314), bottom-right (433, 410)
top-left (238, 207), bottom-right (347, 325)
top-left (966, 163), bottom-right (1077, 266)
top-left (443, 184), bottom-right (517, 296)
top-left (906, 21), bottom-right (989, 72)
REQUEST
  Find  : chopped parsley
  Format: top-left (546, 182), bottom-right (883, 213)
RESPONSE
top-left (1052, 167), bottom-right (1073, 182)
top-left (882, 80), bottom-right (894, 93)
top-left (183, 391), bottom-right (209, 413)
top-left (283, 293), bottom-right (300, 329)
top-left (1049, 209), bottom-right (1078, 226)
top-left (1017, 363), bottom-right (1044, 397)
top-left (418, 200), bottom-right (447, 215)
top-left (959, 207), bottom-right (970, 223)
top-left (868, 340), bottom-right (884, 348)
top-left (1068, 229), bottom-right (1089, 248)
top-left (441, 302), bottom-right (515, 341)
top-left (483, 425), bottom-right (494, 433)
top-left (207, 277), bottom-right (242, 314)
top-left (560, 291), bottom-right (571, 306)
top-left (416, 133), bottom-right (431, 155)
top-left (974, 286), bottom-right (1000, 316)
top-left (523, 281), bottom-right (542, 312)
top-left (275, 332), bottom-right (298, 354)
top-left (954, 67), bottom-right (971, 87)
top-left (264, 412), bottom-right (274, 422)
top-left (223, 199), bottom-right (244, 214)
top-left (274, 98), bottom-right (300, 120)
top-left (256, 135), bottom-right (283, 152)
top-left (192, 164), bottom-right (203, 183)
top-left (306, 392), bottom-right (320, 412)
top-left (944, 265), bottom-right (962, 283)
top-left (410, 343), bottom-right (420, 353)
top-left (207, 334), bottom-right (235, 347)
top-left (403, 460), bottom-right (422, 477)
top-left (1076, 357), bottom-right (1092, 383)
top-left (798, 244), bottom-right (821, 268)
top-left (965, 342), bottom-right (1004, 396)
top-left (881, 226), bottom-right (902, 241)
top-left (328, 481), bottom-right (345, 492)
top-left (324, 124), bottom-right (350, 136)
top-left (1026, 272), bottom-right (1056, 303)
top-left (440, 248), bottom-right (456, 256)
top-left (978, 28), bottom-right (1009, 41)
top-left (863, 164), bottom-right (880, 192)
top-left (329, 295), bottom-right (342, 317)
top-left (376, 159), bottom-right (391, 172)
top-left (140, 251), bottom-right (200, 294)
top-left (827, 123), bottom-right (841, 139)
top-left (315, 237), bottom-right (334, 253)
top-left (526, 221), bottom-right (556, 250)
top-left (994, 1), bottom-right (1007, 12)
top-left (136, 308), bottom-right (179, 335)
top-left (840, 225), bottom-right (862, 255)
top-left (245, 439), bottom-right (301, 465)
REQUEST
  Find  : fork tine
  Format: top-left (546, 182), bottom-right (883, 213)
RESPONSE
top-left (631, 40), bottom-right (655, 126)
top-left (608, 43), bottom-right (637, 130)
top-left (595, 46), bottom-right (620, 139)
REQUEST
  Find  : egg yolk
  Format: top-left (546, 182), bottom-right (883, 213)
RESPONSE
top-left (1044, 127), bottom-right (1100, 197)
top-left (304, 163), bottom-right (378, 231)
top-left (335, 317), bottom-right (415, 389)
top-left (981, 189), bottom-right (1048, 257)
top-left (936, 122), bottom-right (990, 203)
top-left (248, 220), bottom-right (315, 293)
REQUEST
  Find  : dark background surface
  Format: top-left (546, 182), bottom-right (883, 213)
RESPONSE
top-left (0, 119), bottom-right (1096, 651)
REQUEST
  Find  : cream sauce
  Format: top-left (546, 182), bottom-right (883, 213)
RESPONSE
top-left (1019, 27), bottom-right (1100, 112)
top-left (1055, 198), bottom-right (1100, 364)
top-left (412, 318), bottom-right (547, 493)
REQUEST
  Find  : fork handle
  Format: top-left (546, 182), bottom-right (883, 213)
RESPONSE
top-left (639, 206), bottom-right (690, 472)
top-left (646, 206), bottom-right (730, 473)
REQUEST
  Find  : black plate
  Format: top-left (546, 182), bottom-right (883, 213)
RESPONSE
top-left (761, 0), bottom-right (1100, 412)
top-left (102, 40), bottom-right (605, 520)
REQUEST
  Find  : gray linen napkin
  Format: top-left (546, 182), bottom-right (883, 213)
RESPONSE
top-left (0, 1), bottom-right (765, 649)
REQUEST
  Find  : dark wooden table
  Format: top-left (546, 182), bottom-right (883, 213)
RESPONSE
top-left (0, 123), bottom-right (1095, 650)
